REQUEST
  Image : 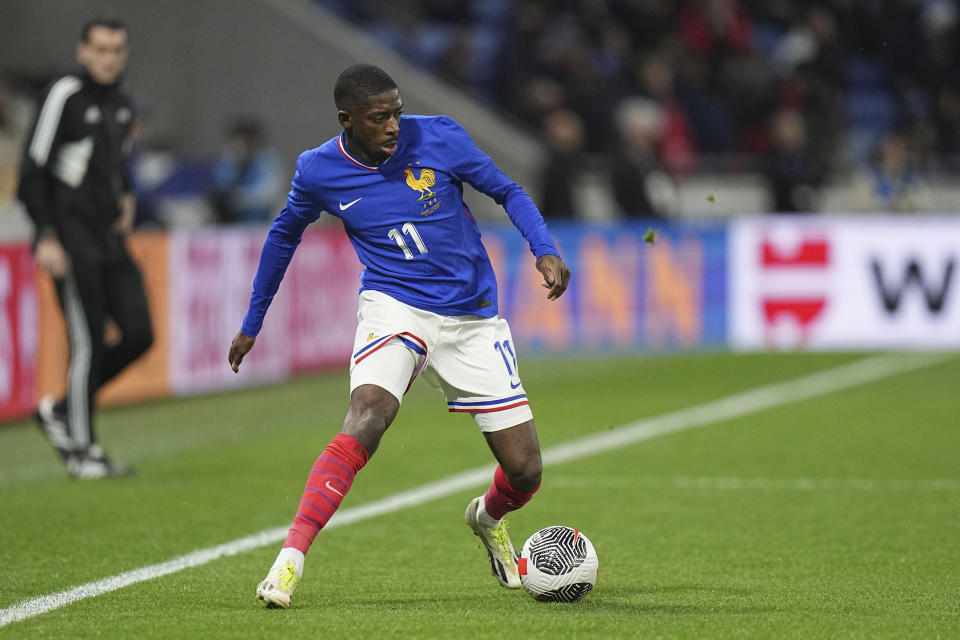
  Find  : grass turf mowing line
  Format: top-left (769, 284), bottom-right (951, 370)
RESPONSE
top-left (0, 351), bottom-right (948, 630)
top-left (548, 475), bottom-right (960, 492)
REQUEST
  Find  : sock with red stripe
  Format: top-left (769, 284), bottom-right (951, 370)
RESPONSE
top-left (283, 432), bottom-right (370, 554)
top-left (481, 465), bottom-right (540, 522)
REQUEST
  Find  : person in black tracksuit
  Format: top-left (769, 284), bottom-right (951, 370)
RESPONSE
top-left (18, 17), bottom-right (153, 478)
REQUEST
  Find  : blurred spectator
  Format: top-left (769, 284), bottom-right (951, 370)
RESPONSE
top-left (0, 78), bottom-right (34, 208)
top-left (127, 103), bottom-right (167, 229)
top-left (634, 53), bottom-right (697, 175)
top-left (765, 108), bottom-right (824, 212)
top-left (771, 5), bottom-right (843, 80)
top-left (678, 0), bottom-right (753, 58)
top-left (520, 76), bottom-right (568, 130)
top-left (934, 85), bottom-right (960, 169)
top-left (853, 132), bottom-right (931, 212)
top-left (538, 108), bottom-right (585, 220)
top-left (322, 0), bottom-right (958, 186)
top-left (209, 117), bottom-right (285, 225)
top-left (610, 98), bottom-right (678, 219)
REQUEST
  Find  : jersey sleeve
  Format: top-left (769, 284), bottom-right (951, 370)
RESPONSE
top-left (17, 76), bottom-right (82, 243)
top-left (120, 99), bottom-right (136, 193)
top-left (435, 116), bottom-right (559, 259)
top-left (239, 151), bottom-right (324, 337)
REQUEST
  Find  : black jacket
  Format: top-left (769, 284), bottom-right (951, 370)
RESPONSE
top-left (18, 67), bottom-right (135, 260)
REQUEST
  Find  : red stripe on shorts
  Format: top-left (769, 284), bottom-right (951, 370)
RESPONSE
top-left (447, 400), bottom-right (530, 414)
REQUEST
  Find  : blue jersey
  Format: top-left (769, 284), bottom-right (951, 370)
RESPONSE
top-left (241, 115), bottom-right (559, 337)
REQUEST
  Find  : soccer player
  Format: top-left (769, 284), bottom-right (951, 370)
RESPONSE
top-left (18, 17), bottom-right (153, 478)
top-left (228, 64), bottom-right (571, 608)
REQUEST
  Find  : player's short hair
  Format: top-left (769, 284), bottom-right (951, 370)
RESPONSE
top-left (80, 16), bottom-right (128, 42)
top-left (334, 64), bottom-right (398, 111)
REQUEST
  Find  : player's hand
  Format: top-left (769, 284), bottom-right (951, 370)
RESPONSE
top-left (536, 254), bottom-right (571, 301)
top-left (35, 235), bottom-right (68, 279)
top-left (112, 193), bottom-right (136, 235)
top-left (228, 331), bottom-right (256, 373)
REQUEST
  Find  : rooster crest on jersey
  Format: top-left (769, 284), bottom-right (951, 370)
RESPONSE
top-left (404, 167), bottom-right (436, 201)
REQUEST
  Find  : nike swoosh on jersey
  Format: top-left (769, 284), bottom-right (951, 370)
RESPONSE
top-left (510, 381), bottom-right (522, 389)
top-left (339, 197), bottom-right (362, 210)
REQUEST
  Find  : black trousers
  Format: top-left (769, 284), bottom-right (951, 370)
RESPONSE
top-left (53, 247), bottom-right (153, 449)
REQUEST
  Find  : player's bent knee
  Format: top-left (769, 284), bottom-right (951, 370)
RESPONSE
top-left (342, 384), bottom-right (400, 454)
top-left (131, 325), bottom-right (154, 356)
top-left (511, 460), bottom-right (542, 493)
top-left (502, 454), bottom-right (541, 493)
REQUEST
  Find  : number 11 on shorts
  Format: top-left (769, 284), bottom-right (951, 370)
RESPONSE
top-left (494, 340), bottom-right (522, 389)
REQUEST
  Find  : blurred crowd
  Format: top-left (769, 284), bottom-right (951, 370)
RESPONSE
top-left (2, 0), bottom-right (959, 227)
top-left (0, 79), bottom-right (34, 212)
top-left (322, 0), bottom-right (960, 217)
top-left (0, 71), bottom-right (287, 229)
top-left (107, 112), bottom-right (287, 230)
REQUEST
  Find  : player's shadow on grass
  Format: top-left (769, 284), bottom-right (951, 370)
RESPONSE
top-left (639, 584), bottom-right (757, 596)
top-left (582, 585), bottom-right (772, 616)
top-left (303, 585), bottom-right (767, 615)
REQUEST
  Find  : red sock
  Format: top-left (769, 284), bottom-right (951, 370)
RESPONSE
top-left (284, 432), bottom-right (370, 554)
top-left (482, 465), bottom-right (540, 521)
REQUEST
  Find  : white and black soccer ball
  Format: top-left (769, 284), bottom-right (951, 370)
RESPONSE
top-left (518, 526), bottom-right (598, 602)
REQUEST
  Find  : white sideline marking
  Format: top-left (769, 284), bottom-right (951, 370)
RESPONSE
top-left (0, 352), bottom-right (950, 627)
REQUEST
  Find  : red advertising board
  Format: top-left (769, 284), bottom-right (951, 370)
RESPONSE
top-left (0, 245), bottom-right (37, 421)
top-left (286, 229), bottom-right (362, 372)
top-left (167, 225), bottom-right (361, 396)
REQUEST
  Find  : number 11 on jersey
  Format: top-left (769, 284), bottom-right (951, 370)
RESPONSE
top-left (388, 222), bottom-right (428, 259)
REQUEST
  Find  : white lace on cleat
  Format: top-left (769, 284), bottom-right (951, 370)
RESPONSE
top-left (256, 557), bottom-right (302, 608)
top-left (465, 497), bottom-right (522, 589)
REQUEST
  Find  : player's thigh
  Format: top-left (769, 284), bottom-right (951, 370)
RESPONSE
top-left (102, 252), bottom-right (151, 337)
top-left (433, 316), bottom-right (533, 432)
top-left (55, 254), bottom-right (107, 349)
top-left (349, 291), bottom-right (431, 405)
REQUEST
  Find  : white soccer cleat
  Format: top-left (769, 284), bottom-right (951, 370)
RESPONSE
top-left (465, 496), bottom-right (522, 589)
top-left (256, 548), bottom-right (304, 608)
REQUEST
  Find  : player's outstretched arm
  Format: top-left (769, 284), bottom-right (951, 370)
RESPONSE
top-left (536, 254), bottom-right (571, 301)
top-left (228, 332), bottom-right (257, 373)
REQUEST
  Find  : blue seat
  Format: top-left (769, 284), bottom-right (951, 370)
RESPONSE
top-left (842, 55), bottom-right (889, 88)
top-left (844, 87), bottom-right (898, 135)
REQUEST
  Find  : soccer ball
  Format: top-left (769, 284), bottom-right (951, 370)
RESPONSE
top-left (518, 526), bottom-right (598, 602)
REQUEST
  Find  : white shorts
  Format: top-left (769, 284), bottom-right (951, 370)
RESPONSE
top-left (349, 290), bottom-right (534, 432)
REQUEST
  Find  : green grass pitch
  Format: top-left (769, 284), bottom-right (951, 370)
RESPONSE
top-left (0, 352), bottom-right (957, 638)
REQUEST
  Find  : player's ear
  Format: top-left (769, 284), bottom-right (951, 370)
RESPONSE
top-left (338, 110), bottom-right (351, 131)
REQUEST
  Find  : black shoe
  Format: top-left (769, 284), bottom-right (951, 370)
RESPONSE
top-left (35, 395), bottom-right (75, 462)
